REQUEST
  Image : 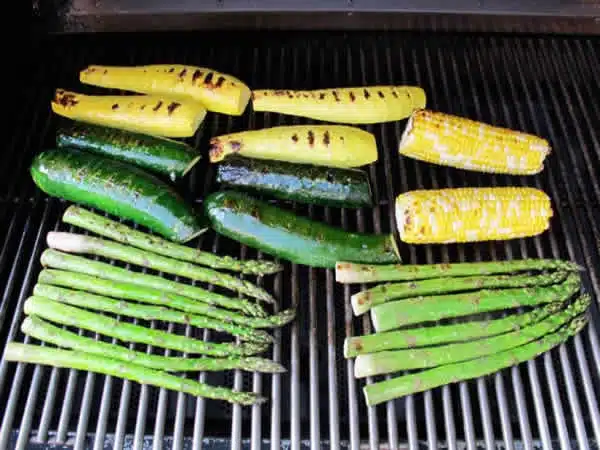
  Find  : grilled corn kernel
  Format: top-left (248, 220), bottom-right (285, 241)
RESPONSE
top-left (396, 187), bottom-right (553, 244)
top-left (398, 110), bottom-right (550, 175)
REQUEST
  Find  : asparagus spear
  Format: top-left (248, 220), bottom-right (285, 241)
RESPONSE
top-left (37, 270), bottom-right (295, 329)
top-left (22, 316), bottom-right (285, 373)
top-left (355, 294), bottom-right (590, 378)
top-left (4, 342), bottom-right (265, 405)
top-left (352, 271), bottom-right (572, 315)
top-left (336, 259), bottom-right (582, 284)
top-left (34, 283), bottom-right (273, 344)
top-left (24, 296), bottom-right (267, 357)
top-left (363, 313), bottom-right (589, 406)
top-left (370, 274), bottom-right (580, 332)
top-left (344, 301), bottom-right (562, 357)
top-left (47, 232), bottom-right (275, 303)
top-left (40, 249), bottom-right (266, 318)
top-left (63, 206), bottom-right (283, 276)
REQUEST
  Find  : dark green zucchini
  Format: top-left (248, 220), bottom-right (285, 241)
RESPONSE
top-left (204, 191), bottom-right (400, 268)
top-left (31, 148), bottom-right (206, 243)
top-left (56, 122), bottom-right (201, 181)
top-left (216, 155), bottom-right (372, 208)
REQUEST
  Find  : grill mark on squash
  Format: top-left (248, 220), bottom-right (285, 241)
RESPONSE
top-left (308, 131), bottom-right (315, 146)
top-left (111, 103), bottom-right (119, 110)
top-left (204, 72), bottom-right (214, 84)
top-left (332, 91), bottom-right (340, 102)
top-left (179, 68), bottom-right (187, 78)
top-left (364, 89), bottom-right (371, 99)
top-left (167, 102), bottom-right (181, 115)
top-left (323, 131), bottom-right (330, 146)
top-left (319, 93), bottom-right (326, 100)
top-left (392, 90), bottom-right (399, 98)
top-left (153, 101), bottom-right (163, 111)
top-left (291, 134), bottom-right (299, 143)
top-left (349, 92), bottom-right (356, 102)
top-left (192, 69), bottom-right (203, 83)
top-left (215, 76), bottom-right (226, 88)
top-left (378, 91), bottom-right (385, 98)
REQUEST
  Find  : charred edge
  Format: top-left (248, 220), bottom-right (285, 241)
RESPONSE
top-left (291, 134), bottom-right (299, 143)
top-left (349, 92), bottom-right (356, 102)
top-left (153, 101), bottom-right (163, 112)
top-left (308, 131), bottom-right (315, 147)
top-left (111, 104), bottom-right (119, 110)
top-left (215, 76), bottom-right (226, 88)
top-left (167, 102), bottom-right (181, 115)
top-left (54, 91), bottom-right (79, 107)
top-left (192, 69), bottom-right (203, 83)
top-left (378, 91), bottom-right (385, 99)
top-left (332, 91), bottom-right (340, 102)
top-left (323, 131), bottom-right (330, 146)
top-left (179, 68), bottom-right (187, 78)
top-left (204, 72), bottom-right (214, 84)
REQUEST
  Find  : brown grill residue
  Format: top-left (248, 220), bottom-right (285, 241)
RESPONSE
top-left (167, 102), bottom-right (181, 115)
top-left (152, 101), bottom-right (163, 111)
top-left (349, 92), bottom-right (356, 102)
top-left (308, 131), bottom-right (315, 146)
top-left (291, 134), bottom-right (299, 143)
top-left (55, 91), bottom-right (79, 107)
top-left (192, 69), bottom-right (203, 83)
top-left (323, 131), bottom-right (330, 146)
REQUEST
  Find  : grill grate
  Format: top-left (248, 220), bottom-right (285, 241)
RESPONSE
top-left (0, 31), bottom-right (599, 449)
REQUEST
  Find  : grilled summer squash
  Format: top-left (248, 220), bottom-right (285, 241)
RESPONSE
top-left (51, 89), bottom-right (206, 138)
top-left (396, 187), bottom-right (553, 244)
top-left (398, 110), bottom-right (551, 175)
top-left (251, 86), bottom-right (426, 124)
top-left (209, 125), bottom-right (378, 168)
top-left (80, 65), bottom-right (251, 116)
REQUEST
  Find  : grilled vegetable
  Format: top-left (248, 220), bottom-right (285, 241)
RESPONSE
top-left (205, 191), bottom-right (400, 269)
top-left (24, 296), bottom-right (267, 356)
top-left (344, 301), bottom-right (562, 357)
top-left (353, 270), bottom-right (571, 316)
top-left (209, 125), bottom-right (377, 168)
top-left (398, 109), bottom-right (550, 175)
top-left (56, 123), bottom-right (201, 180)
top-left (251, 86), bottom-right (426, 124)
top-left (363, 314), bottom-right (588, 406)
top-left (22, 316), bottom-right (284, 374)
top-left (5, 343), bottom-right (265, 405)
top-left (30, 149), bottom-right (206, 243)
top-left (63, 206), bottom-right (282, 275)
top-left (355, 295), bottom-right (589, 377)
top-left (47, 232), bottom-right (275, 303)
top-left (36, 272), bottom-right (295, 329)
top-left (41, 250), bottom-right (265, 317)
top-left (216, 155), bottom-right (373, 208)
top-left (395, 187), bottom-right (553, 244)
top-left (80, 64), bottom-right (251, 116)
top-left (34, 282), bottom-right (273, 343)
top-left (51, 89), bottom-right (206, 138)
top-left (370, 274), bottom-right (580, 331)
top-left (336, 259), bottom-right (581, 284)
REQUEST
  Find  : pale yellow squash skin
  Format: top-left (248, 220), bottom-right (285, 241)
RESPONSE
top-left (80, 65), bottom-right (251, 116)
top-left (251, 86), bottom-right (426, 124)
top-left (51, 89), bottom-right (207, 138)
top-left (209, 125), bottom-right (378, 168)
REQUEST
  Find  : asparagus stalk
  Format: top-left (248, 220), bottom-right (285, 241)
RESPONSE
top-left (34, 283), bottom-right (273, 344)
top-left (336, 259), bottom-right (582, 284)
top-left (355, 294), bottom-right (590, 377)
top-left (370, 274), bottom-right (580, 332)
top-left (63, 206), bottom-right (283, 276)
top-left (352, 271), bottom-right (572, 315)
top-left (37, 270), bottom-right (295, 329)
top-left (4, 342), bottom-right (265, 405)
top-left (40, 249), bottom-right (266, 318)
top-left (344, 301), bottom-right (562, 357)
top-left (22, 316), bottom-right (285, 373)
top-left (363, 313), bottom-right (589, 406)
top-left (24, 296), bottom-right (267, 357)
top-left (47, 232), bottom-right (275, 303)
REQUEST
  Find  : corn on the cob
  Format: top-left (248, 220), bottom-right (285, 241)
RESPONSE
top-left (395, 187), bottom-right (553, 244)
top-left (51, 89), bottom-right (206, 138)
top-left (398, 110), bottom-right (550, 175)
top-left (209, 125), bottom-right (378, 168)
top-left (251, 86), bottom-right (426, 124)
top-left (80, 65), bottom-right (251, 116)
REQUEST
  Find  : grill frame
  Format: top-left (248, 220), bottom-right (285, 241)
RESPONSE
top-left (0, 30), bottom-right (599, 449)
